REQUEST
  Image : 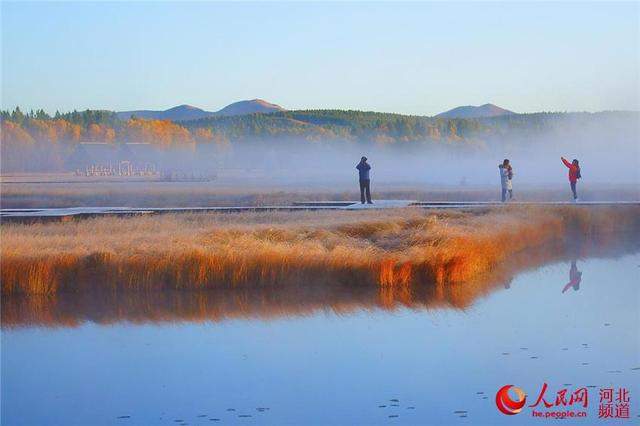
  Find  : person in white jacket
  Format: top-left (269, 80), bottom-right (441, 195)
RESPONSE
top-left (498, 159), bottom-right (510, 202)
top-left (506, 162), bottom-right (514, 200)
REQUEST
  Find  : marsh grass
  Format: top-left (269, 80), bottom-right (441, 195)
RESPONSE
top-left (2, 234), bottom-right (637, 328)
top-left (1, 206), bottom-right (639, 295)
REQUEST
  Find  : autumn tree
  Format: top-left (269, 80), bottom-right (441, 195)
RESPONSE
top-left (0, 121), bottom-right (36, 172)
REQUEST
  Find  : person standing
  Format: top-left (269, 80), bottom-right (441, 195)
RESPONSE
top-left (506, 162), bottom-right (514, 200)
top-left (561, 157), bottom-right (581, 201)
top-left (356, 156), bottom-right (372, 204)
top-left (498, 159), bottom-right (510, 202)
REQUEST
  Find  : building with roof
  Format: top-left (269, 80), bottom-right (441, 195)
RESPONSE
top-left (69, 143), bottom-right (159, 177)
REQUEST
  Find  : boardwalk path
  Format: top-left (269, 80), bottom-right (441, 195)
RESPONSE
top-left (1, 200), bottom-right (638, 222)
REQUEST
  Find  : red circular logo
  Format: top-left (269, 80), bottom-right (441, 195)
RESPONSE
top-left (496, 384), bottom-right (527, 415)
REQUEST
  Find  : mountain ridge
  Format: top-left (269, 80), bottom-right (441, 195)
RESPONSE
top-left (116, 99), bottom-right (285, 121)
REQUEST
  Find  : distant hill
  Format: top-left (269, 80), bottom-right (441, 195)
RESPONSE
top-left (117, 104), bottom-right (213, 121)
top-left (436, 103), bottom-right (515, 119)
top-left (117, 99), bottom-right (285, 121)
top-left (216, 99), bottom-right (285, 116)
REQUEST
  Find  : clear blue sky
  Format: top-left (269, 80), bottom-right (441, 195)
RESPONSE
top-left (1, 1), bottom-right (638, 115)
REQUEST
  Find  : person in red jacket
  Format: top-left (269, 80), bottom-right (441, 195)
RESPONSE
top-left (561, 157), bottom-right (581, 201)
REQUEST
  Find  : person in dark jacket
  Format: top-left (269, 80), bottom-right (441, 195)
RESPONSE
top-left (356, 156), bottom-right (372, 204)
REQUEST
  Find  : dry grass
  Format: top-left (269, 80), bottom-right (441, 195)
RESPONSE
top-left (0, 242), bottom-right (580, 328)
top-left (2, 205), bottom-right (639, 296)
top-left (2, 219), bottom-right (637, 328)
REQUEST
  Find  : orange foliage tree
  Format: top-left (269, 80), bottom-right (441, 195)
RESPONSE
top-left (120, 118), bottom-right (195, 149)
top-left (0, 116), bottom-right (206, 172)
top-left (1, 121), bottom-right (36, 172)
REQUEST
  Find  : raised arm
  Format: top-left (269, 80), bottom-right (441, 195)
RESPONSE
top-left (561, 157), bottom-right (571, 168)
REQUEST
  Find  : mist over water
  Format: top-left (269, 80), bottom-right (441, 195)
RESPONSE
top-left (175, 113), bottom-right (640, 188)
top-left (2, 111), bottom-right (638, 208)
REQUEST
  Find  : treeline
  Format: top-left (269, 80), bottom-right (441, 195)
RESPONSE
top-left (1, 107), bottom-right (120, 128)
top-left (0, 108), bottom-right (227, 172)
top-left (184, 109), bottom-right (638, 144)
top-left (184, 110), bottom-right (470, 143)
top-left (1, 106), bottom-right (637, 172)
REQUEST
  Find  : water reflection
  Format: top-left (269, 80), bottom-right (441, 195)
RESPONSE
top-left (562, 260), bottom-right (583, 293)
top-left (2, 235), bottom-right (638, 329)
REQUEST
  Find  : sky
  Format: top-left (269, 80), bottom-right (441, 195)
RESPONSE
top-left (1, 1), bottom-right (638, 115)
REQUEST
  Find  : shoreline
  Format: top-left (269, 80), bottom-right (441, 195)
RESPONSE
top-left (3, 239), bottom-right (638, 328)
top-left (2, 205), bottom-right (639, 296)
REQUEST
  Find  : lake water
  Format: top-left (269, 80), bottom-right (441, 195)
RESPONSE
top-left (2, 250), bottom-right (639, 425)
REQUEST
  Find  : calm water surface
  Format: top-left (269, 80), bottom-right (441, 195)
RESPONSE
top-left (2, 253), bottom-right (639, 425)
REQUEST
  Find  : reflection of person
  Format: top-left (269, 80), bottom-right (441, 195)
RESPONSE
top-left (562, 260), bottom-right (582, 293)
top-left (503, 277), bottom-right (513, 289)
top-left (356, 156), bottom-right (372, 204)
top-left (561, 157), bottom-right (581, 201)
top-left (498, 159), bottom-right (510, 202)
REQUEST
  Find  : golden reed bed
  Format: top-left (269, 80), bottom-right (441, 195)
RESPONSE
top-left (3, 236), bottom-right (636, 328)
top-left (1, 205), bottom-right (639, 296)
